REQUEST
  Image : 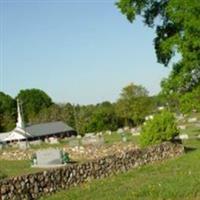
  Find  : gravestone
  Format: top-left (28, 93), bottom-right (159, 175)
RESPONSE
top-left (176, 134), bottom-right (189, 140)
top-left (106, 130), bottom-right (112, 135)
top-left (49, 137), bottom-right (59, 144)
top-left (85, 133), bottom-right (94, 137)
top-left (34, 148), bottom-right (62, 167)
top-left (81, 135), bottom-right (104, 147)
top-left (188, 117), bottom-right (197, 123)
top-left (117, 128), bottom-right (123, 134)
top-left (68, 138), bottom-right (80, 147)
top-left (19, 141), bottom-right (29, 150)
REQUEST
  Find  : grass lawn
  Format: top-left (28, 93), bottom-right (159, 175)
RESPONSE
top-left (103, 132), bottom-right (139, 145)
top-left (41, 139), bottom-right (200, 200)
top-left (0, 160), bottom-right (43, 178)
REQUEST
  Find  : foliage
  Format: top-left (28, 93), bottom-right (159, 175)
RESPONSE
top-left (17, 89), bottom-right (53, 123)
top-left (0, 84), bottom-right (156, 134)
top-left (116, 83), bottom-right (154, 126)
top-left (85, 102), bottom-right (119, 132)
top-left (0, 92), bottom-right (16, 132)
top-left (140, 110), bottom-right (179, 147)
top-left (179, 85), bottom-right (200, 113)
top-left (116, 0), bottom-right (200, 94)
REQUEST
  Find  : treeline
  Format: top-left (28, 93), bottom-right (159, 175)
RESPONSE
top-left (0, 84), bottom-right (158, 134)
top-left (1, 83), bottom-right (200, 134)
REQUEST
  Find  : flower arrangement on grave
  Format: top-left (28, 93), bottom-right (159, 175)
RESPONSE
top-left (31, 153), bottom-right (37, 165)
top-left (60, 150), bottom-right (70, 164)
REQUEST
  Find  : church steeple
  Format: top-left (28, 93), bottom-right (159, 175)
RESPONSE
top-left (16, 99), bottom-right (25, 130)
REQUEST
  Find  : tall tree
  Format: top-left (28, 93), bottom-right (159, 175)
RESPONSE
top-left (86, 101), bottom-right (119, 132)
top-left (116, 83), bottom-right (151, 126)
top-left (116, 0), bottom-right (200, 94)
top-left (0, 92), bottom-right (16, 132)
top-left (17, 89), bottom-right (53, 123)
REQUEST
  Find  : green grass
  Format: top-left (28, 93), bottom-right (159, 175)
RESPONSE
top-left (0, 160), bottom-right (43, 178)
top-left (103, 132), bottom-right (139, 145)
top-left (41, 139), bottom-right (200, 200)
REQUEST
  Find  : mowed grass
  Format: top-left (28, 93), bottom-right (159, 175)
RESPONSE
top-left (103, 132), bottom-right (139, 145)
top-left (41, 139), bottom-right (200, 200)
top-left (0, 160), bottom-right (43, 178)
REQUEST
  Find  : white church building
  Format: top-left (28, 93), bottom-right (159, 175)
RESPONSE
top-left (0, 100), bottom-right (76, 143)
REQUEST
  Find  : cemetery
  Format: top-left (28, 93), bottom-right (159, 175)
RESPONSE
top-left (0, 101), bottom-right (200, 200)
top-left (0, 142), bottom-right (184, 199)
top-left (1, 0), bottom-right (199, 199)
top-left (0, 112), bottom-right (200, 199)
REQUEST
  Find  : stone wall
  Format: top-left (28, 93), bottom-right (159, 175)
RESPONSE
top-left (0, 142), bottom-right (184, 200)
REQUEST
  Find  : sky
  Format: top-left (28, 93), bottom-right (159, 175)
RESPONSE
top-left (0, 0), bottom-right (171, 105)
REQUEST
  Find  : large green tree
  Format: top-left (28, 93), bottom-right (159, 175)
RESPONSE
top-left (86, 102), bottom-right (119, 132)
top-left (116, 83), bottom-right (152, 126)
top-left (116, 0), bottom-right (200, 94)
top-left (0, 92), bottom-right (16, 132)
top-left (17, 89), bottom-right (53, 123)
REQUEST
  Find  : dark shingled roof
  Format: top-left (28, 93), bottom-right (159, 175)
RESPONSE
top-left (25, 121), bottom-right (74, 137)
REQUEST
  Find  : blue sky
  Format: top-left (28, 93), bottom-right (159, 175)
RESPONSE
top-left (0, 0), bottom-right (171, 104)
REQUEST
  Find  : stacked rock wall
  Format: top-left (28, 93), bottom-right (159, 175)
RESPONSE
top-left (0, 142), bottom-right (184, 200)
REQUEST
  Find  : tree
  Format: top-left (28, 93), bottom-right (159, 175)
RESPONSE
top-left (179, 85), bottom-right (200, 113)
top-left (17, 89), bottom-right (53, 123)
top-left (31, 104), bottom-right (62, 124)
top-left (116, 83), bottom-right (152, 126)
top-left (116, 0), bottom-right (200, 94)
top-left (86, 102), bottom-right (119, 132)
top-left (61, 103), bottom-right (76, 128)
top-left (0, 92), bottom-right (16, 132)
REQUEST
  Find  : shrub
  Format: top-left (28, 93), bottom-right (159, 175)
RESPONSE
top-left (140, 110), bottom-right (179, 147)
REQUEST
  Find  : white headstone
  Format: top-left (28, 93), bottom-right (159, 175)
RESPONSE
top-left (188, 117), bottom-right (197, 123)
top-left (49, 137), bottom-right (59, 144)
top-left (117, 128), bottom-right (123, 134)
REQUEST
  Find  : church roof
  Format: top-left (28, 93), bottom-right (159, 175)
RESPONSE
top-left (25, 121), bottom-right (74, 138)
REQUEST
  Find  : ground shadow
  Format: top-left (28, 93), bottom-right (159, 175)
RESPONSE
top-left (184, 146), bottom-right (197, 153)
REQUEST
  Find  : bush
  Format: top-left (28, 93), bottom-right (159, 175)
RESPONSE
top-left (140, 110), bottom-right (179, 147)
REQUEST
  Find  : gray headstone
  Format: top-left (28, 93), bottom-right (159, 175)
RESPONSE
top-left (18, 141), bottom-right (29, 150)
top-left (81, 135), bottom-right (104, 147)
top-left (36, 148), bottom-right (62, 166)
top-left (68, 138), bottom-right (80, 147)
